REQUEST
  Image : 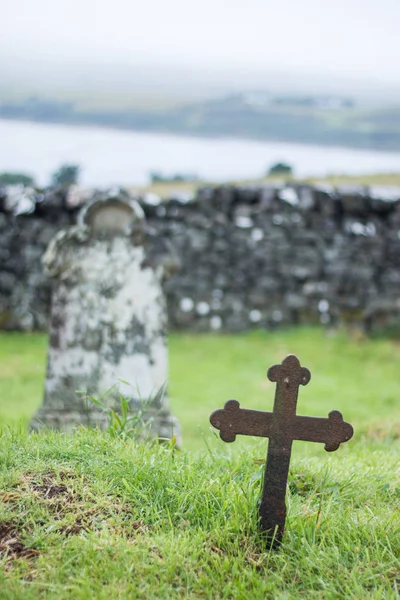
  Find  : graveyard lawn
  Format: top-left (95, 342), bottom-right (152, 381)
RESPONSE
top-left (2, 327), bottom-right (400, 451)
top-left (0, 327), bottom-right (399, 597)
top-left (0, 429), bottom-right (399, 599)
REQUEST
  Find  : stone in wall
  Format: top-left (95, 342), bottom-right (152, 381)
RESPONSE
top-left (30, 192), bottom-right (180, 442)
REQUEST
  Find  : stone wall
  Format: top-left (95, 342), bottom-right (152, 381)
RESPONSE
top-left (2, 182), bottom-right (400, 335)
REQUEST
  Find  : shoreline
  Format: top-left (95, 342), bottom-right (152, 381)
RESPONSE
top-left (2, 117), bottom-right (400, 188)
top-left (1, 114), bottom-right (400, 155)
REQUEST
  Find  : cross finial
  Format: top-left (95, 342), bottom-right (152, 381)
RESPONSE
top-left (267, 354), bottom-right (311, 417)
top-left (268, 354), bottom-right (311, 386)
top-left (210, 354), bottom-right (353, 547)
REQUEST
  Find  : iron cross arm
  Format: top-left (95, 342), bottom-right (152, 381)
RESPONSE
top-left (210, 401), bottom-right (353, 451)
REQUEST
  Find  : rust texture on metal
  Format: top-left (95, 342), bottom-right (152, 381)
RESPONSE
top-left (210, 354), bottom-right (354, 548)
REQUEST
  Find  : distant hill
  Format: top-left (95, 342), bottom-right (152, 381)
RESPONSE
top-left (1, 93), bottom-right (400, 151)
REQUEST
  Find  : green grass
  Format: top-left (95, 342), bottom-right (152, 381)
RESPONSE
top-left (0, 430), bottom-right (399, 598)
top-left (0, 328), bottom-right (399, 597)
top-left (0, 333), bottom-right (48, 430)
top-left (2, 328), bottom-right (399, 451)
top-left (170, 328), bottom-right (400, 450)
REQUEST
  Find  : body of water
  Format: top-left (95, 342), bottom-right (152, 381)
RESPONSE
top-left (1, 118), bottom-right (400, 187)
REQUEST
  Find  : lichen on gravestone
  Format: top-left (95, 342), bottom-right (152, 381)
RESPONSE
top-left (31, 191), bottom-right (180, 444)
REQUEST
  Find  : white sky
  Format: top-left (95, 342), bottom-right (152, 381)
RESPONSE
top-left (2, 0), bottom-right (400, 96)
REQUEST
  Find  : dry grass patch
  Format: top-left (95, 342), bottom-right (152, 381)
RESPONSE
top-left (364, 423), bottom-right (400, 442)
top-left (1, 469), bottom-right (146, 544)
top-left (0, 521), bottom-right (39, 564)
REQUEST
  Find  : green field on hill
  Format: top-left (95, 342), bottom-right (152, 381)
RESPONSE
top-left (2, 92), bottom-right (400, 152)
top-left (136, 171), bottom-right (400, 198)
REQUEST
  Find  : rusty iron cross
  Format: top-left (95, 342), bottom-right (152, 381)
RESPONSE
top-left (210, 355), bottom-right (353, 547)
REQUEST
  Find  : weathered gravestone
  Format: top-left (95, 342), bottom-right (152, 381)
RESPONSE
top-left (210, 354), bottom-right (353, 547)
top-left (31, 193), bottom-right (181, 443)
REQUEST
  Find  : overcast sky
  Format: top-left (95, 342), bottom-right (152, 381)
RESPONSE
top-left (2, 0), bottom-right (400, 98)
